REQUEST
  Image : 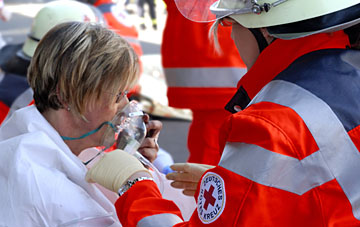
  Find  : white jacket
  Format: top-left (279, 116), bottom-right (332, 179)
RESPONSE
top-left (0, 105), bottom-right (121, 226)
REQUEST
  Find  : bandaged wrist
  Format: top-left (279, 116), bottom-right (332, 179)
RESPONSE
top-left (118, 176), bottom-right (154, 196)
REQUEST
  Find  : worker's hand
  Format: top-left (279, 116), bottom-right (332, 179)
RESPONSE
top-left (166, 163), bottom-right (215, 196)
top-left (137, 114), bottom-right (162, 163)
top-left (86, 149), bottom-right (150, 192)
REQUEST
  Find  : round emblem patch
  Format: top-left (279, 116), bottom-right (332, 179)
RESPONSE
top-left (197, 172), bottom-right (226, 224)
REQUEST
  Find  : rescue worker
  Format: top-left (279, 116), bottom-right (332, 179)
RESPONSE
top-left (0, 0), bottom-right (103, 125)
top-left (162, 0), bottom-right (246, 165)
top-left (86, 0), bottom-right (360, 226)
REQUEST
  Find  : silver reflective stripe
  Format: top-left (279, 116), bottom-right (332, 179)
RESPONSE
top-left (220, 142), bottom-right (334, 195)
top-left (219, 80), bottom-right (360, 220)
top-left (164, 67), bottom-right (247, 87)
top-left (137, 213), bottom-right (183, 227)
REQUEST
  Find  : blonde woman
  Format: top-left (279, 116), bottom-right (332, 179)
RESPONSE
top-left (0, 21), bottom-right (160, 226)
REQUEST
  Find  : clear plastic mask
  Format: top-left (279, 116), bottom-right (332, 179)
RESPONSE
top-left (101, 100), bottom-right (146, 153)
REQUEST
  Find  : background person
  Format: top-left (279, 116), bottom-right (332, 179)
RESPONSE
top-left (137, 0), bottom-right (157, 30)
top-left (0, 0), bottom-right (11, 49)
top-left (0, 0), bottom-right (102, 125)
top-left (162, 0), bottom-right (246, 165)
top-left (86, 0), bottom-right (360, 226)
top-left (0, 21), bottom-right (160, 226)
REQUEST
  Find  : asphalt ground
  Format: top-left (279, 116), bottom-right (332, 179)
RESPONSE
top-left (0, 0), bottom-right (190, 163)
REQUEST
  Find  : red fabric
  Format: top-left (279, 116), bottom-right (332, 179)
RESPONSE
top-left (167, 87), bottom-right (238, 110)
top-left (349, 125), bottom-right (360, 153)
top-left (238, 31), bottom-right (350, 99)
top-left (214, 106), bottom-right (360, 225)
top-left (187, 109), bottom-right (230, 165)
top-left (116, 180), bottom-right (184, 227)
top-left (219, 102), bottom-right (319, 159)
top-left (0, 101), bottom-right (9, 125)
top-left (114, 30), bottom-right (359, 227)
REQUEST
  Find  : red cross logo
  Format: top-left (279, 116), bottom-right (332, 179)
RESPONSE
top-left (203, 185), bottom-right (216, 210)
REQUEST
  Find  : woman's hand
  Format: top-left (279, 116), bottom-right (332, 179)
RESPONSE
top-left (138, 114), bottom-right (162, 163)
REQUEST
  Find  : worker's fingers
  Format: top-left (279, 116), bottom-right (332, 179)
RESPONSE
top-left (182, 189), bottom-right (196, 197)
top-left (170, 181), bottom-right (198, 191)
top-left (166, 171), bottom-right (199, 182)
top-left (169, 163), bottom-right (188, 172)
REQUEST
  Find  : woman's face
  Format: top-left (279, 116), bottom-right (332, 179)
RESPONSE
top-left (81, 88), bottom-right (129, 148)
top-left (226, 18), bottom-right (260, 69)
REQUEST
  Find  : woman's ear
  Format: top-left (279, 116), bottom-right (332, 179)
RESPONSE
top-left (260, 28), bottom-right (275, 44)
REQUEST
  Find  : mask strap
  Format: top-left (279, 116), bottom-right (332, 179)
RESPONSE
top-left (61, 121), bottom-right (116, 141)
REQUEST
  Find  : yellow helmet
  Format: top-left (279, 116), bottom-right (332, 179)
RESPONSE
top-left (22, 0), bottom-right (101, 58)
top-left (176, 0), bottom-right (360, 39)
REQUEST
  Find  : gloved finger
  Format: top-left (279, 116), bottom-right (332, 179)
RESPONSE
top-left (138, 147), bottom-right (158, 163)
top-left (166, 171), bottom-right (199, 182)
top-left (183, 189), bottom-right (196, 197)
top-left (170, 163), bottom-right (209, 179)
top-left (170, 181), bottom-right (198, 191)
top-left (169, 163), bottom-right (190, 172)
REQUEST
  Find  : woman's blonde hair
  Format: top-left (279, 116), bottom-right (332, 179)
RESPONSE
top-left (28, 21), bottom-right (139, 119)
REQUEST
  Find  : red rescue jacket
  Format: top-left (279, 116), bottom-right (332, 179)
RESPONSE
top-left (115, 31), bottom-right (360, 226)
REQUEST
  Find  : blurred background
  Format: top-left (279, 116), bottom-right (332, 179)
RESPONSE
top-left (0, 0), bottom-right (190, 163)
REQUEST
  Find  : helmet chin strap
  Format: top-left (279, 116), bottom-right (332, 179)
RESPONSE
top-left (249, 28), bottom-right (270, 53)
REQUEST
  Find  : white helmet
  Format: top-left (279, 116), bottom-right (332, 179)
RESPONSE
top-left (22, 0), bottom-right (101, 58)
top-left (175, 0), bottom-right (360, 39)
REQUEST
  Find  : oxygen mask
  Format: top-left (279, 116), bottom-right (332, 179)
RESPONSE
top-left (101, 100), bottom-right (146, 153)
